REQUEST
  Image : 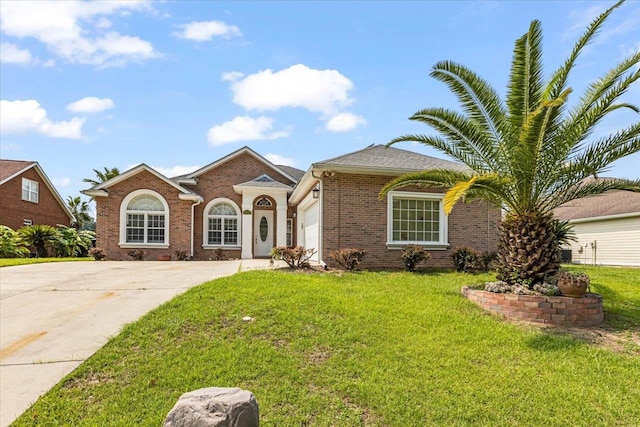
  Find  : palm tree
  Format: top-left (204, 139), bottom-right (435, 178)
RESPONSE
top-left (381, 0), bottom-right (639, 287)
top-left (66, 196), bottom-right (93, 230)
top-left (83, 166), bottom-right (120, 187)
top-left (18, 225), bottom-right (58, 258)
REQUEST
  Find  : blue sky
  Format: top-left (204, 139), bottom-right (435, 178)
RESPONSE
top-left (1, 0), bottom-right (639, 207)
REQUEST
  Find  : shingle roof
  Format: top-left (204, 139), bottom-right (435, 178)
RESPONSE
top-left (314, 144), bottom-right (468, 172)
top-left (277, 165), bottom-right (305, 181)
top-left (234, 174), bottom-right (293, 190)
top-left (554, 190), bottom-right (640, 220)
top-left (0, 160), bottom-right (36, 183)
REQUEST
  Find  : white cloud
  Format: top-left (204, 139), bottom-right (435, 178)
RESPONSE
top-left (152, 165), bottom-right (201, 178)
top-left (0, 42), bottom-right (32, 64)
top-left (227, 64), bottom-right (355, 116)
top-left (52, 177), bottom-right (70, 187)
top-left (207, 116), bottom-right (289, 146)
top-left (173, 20), bottom-right (241, 41)
top-left (325, 112), bottom-right (366, 132)
top-left (0, 99), bottom-right (84, 139)
top-left (67, 97), bottom-right (115, 113)
top-left (222, 71), bottom-right (244, 82)
top-left (0, 1), bottom-right (157, 66)
top-left (264, 154), bottom-right (295, 167)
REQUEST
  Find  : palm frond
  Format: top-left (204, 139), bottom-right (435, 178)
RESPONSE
top-left (387, 134), bottom-right (486, 171)
top-left (546, 178), bottom-right (640, 211)
top-left (379, 169), bottom-right (472, 199)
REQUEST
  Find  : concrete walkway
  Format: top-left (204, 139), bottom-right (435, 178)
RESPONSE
top-left (0, 259), bottom-right (275, 426)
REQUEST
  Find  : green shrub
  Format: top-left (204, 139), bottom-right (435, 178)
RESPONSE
top-left (89, 247), bottom-right (106, 261)
top-left (452, 246), bottom-right (481, 272)
top-left (18, 224), bottom-right (58, 257)
top-left (330, 248), bottom-right (367, 271)
top-left (400, 244), bottom-right (430, 272)
top-left (127, 249), bottom-right (146, 261)
top-left (271, 246), bottom-right (316, 268)
top-left (0, 225), bottom-right (29, 258)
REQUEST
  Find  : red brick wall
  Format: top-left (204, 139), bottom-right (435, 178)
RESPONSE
top-left (0, 168), bottom-right (71, 230)
top-left (95, 170), bottom-right (193, 260)
top-left (321, 173), bottom-right (501, 270)
top-left (462, 287), bottom-right (604, 326)
top-left (184, 152), bottom-right (294, 260)
top-left (95, 153), bottom-right (296, 260)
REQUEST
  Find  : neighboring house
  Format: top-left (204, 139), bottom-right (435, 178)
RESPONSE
top-left (0, 160), bottom-right (74, 230)
top-left (554, 188), bottom-right (640, 267)
top-left (84, 145), bottom-right (500, 268)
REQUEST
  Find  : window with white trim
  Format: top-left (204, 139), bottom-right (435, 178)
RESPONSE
top-left (286, 218), bottom-right (293, 247)
top-left (22, 178), bottom-right (39, 203)
top-left (124, 194), bottom-right (166, 244)
top-left (205, 200), bottom-right (239, 246)
top-left (387, 191), bottom-right (448, 247)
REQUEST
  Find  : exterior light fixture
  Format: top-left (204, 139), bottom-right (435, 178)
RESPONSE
top-left (312, 185), bottom-right (320, 199)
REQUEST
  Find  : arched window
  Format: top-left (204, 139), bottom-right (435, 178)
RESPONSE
top-left (204, 199), bottom-right (240, 247)
top-left (120, 190), bottom-right (169, 246)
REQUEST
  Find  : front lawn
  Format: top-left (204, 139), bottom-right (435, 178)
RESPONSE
top-left (14, 267), bottom-right (640, 426)
top-left (0, 257), bottom-right (92, 268)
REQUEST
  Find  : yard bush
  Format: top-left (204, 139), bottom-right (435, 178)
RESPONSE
top-left (271, 246), bottom-right (316, 268)
top-left (127, 249), bottom-right (146, 261)
top-left (400, 244), bottom-right (430, 272)
top-left (330, 248), bottom-right (367, 271)
top-left (0, 225), bottom-right (29, 258)
top-left (89, 247), bottom-right (106, 261)
top-left (452, 246), bottom-right (481, 272)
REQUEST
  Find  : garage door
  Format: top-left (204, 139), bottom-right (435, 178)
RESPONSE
top-left (303, 202), bottom-right (319, 262)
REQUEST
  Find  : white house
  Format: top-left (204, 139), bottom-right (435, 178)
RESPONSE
top-left (554, 189), bottom-right (640, 267)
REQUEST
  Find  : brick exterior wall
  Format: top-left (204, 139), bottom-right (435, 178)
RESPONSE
top-left (95, 152), bottom-right (296, 260)
top-left (0, 168), bottom-right (71, 230)
top-left (461, 287), bottom-right (604, 326)
top-left (320, 173), bottom-right (501, 270)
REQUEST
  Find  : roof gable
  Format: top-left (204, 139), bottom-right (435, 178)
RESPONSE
top-left (0, 159), bottom-right (74, 221)
top-left (0, 160), bottom-right (37, 184)
top-left (183, 146), bottom-right (299, 183)
top-left (83, 163), bottom-right (202, 201)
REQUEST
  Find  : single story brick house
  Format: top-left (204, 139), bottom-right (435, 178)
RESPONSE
top-left (554, 188), bottom-right (640, 267)
top-left (84, 145), bottom-right (500, 268)
top-left (0, 160), bottom-right (74, 230)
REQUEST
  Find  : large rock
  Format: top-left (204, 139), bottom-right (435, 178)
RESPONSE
top-left (164, 387), bottom-right (259, 427)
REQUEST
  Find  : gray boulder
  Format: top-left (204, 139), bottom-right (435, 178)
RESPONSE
top-left (164, 387), bottom-right (259, 427)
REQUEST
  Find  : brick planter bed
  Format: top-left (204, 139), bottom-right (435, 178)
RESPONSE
top-left (461, 287), bottom-right (603, 327)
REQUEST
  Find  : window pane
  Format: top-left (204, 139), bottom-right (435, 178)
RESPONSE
top-left (128, 195), bottom-right (164, 211)
top-left (208, 218), bottom-right (221, 244)
top-left (391, 197), bottom-right (441, 243)
top-left (126, 214), bottom-right (144, 243)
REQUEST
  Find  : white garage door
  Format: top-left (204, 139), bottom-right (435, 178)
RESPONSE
top-left (303, 202), bottom-right (319, 262)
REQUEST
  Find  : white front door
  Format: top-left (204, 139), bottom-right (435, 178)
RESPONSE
top-left (254, 210), bottom-right (273, 257)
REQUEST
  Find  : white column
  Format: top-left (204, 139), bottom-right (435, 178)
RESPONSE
top-left (241, 194), bottom-right (253, 259)
top-left (276, 201), bottom-right (287, 247)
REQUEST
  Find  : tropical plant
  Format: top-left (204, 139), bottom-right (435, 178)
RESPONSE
top-left (330, 248), bottom-right (367, 271)
top-left (83, 166), bottom-right (120, 187)
top-left (66, 196), bottom-right (93, 230)
top-left (400, 244), bottom-right (430, 272)
top-left (381, 1), bottom-right (640, 287)
top-left (53, 225), bottom-right (95, 257)
top-left (0, 225), bottom-right (30, 258)
top-left (18, 224), bottom-right (58, 258)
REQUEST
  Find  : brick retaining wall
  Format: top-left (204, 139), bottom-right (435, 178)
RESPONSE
top-left (461, 287), bottom-right (603, 327)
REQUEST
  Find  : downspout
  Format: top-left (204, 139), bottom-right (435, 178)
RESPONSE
top-left (190, 199), bottom-right (202, 259)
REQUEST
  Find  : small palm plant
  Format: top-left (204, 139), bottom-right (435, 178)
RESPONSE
top-left (18, 224), bottom-right (58, 258)
top-left (381, 0), bottom-right (639, 287)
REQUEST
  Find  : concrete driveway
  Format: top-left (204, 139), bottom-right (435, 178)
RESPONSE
top-left (0, 259), bottom-right (272, 426)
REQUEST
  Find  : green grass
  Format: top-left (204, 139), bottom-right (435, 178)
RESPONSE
top-left (0, 257), bottom-right (92, 268)
top-left (14, 267), bottom-right (640, 426)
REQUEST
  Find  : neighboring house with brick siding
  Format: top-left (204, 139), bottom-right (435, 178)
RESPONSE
top-left (0, 160), bottom-right (74, 231)
top-left (84, 145), bottom-right (500, 268)
top-left (554, 188), bottom-right (640, 267)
